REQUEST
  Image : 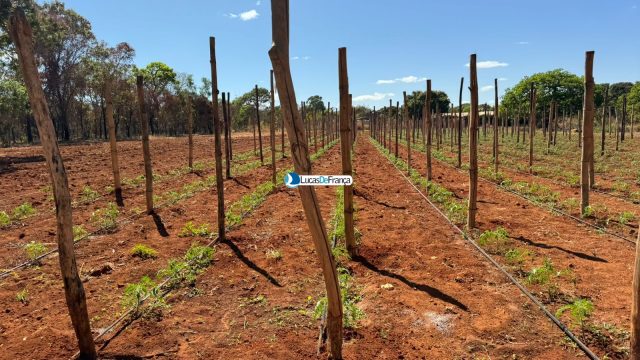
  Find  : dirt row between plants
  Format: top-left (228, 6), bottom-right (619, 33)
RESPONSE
top-left (391, 139), bottom-right (632, 357)
top-left (93, 137), bottom-right (575, 359)
top-left (0, 141), bottom-right (330, 359)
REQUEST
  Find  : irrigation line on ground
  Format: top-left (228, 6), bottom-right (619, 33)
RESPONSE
top-left (371, 136), bottom-right (600, 360)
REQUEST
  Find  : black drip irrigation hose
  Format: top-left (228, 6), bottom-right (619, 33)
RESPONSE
top-left (371, 137), bottom-right (600, 360)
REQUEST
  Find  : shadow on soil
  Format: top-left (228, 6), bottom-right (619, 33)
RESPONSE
top-left (512, 235), bottom-right (608, 263)
top-left (353, 255), bottom-right (469, 311)
top-left (151, 212), bottom-right (169, 237)
top-left (222, 238), bottom-right (282, 287)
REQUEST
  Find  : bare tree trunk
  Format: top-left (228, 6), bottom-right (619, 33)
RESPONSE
top-left (9, 11), bottom-right (97, 359)
top-left (270, 70), bottom-right (277, 185)
top-left (136, 76), bottom-right (154, 214)
top-left (580, 51), bottom-right (595, 214)
top-left (210, 37), bottom-right (225, 241)
top-left (529, 84), bottom-right (537, 174)
top-left (468, 54), bottom-right (479, 229)
top-left (105, 81), bottom-right (123, 206)
top-left (268, 2), bottom-right (343, 357)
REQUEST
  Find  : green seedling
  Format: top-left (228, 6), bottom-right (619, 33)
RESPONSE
top-left (131, 244), bottom-right (158, 259)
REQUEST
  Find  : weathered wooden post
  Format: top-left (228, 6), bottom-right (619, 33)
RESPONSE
top-left (136, 76), bottom-right (154, 214)
top-left (529, 84), bottom-right (537, 174)
top-left (339, 48), bottom-right (356, 258)
top-left (493, 78), bottom-right (499, 173)
top-left (633, 224), bottom-right (640, 358)
top-left (270, 70), bottom-right (277, 185)
top-left (468, 54), bottom-right (479, 229)
top-left (268, 2), bottom-right (343, 357)
top-left (226, 92), bottom-right (233, 160)
top-left (9, 10), bottom-right (97, 358)
top-left (187, 94), bottom-right (194, 169)
top-left (255, 85), bottom-right (264, 164)
top-left (622, 95), bottom-right (628, 142)
top-left (222, 93), bottom-right (231, 179)
top-left (281, 100), bottom-right (286, 158)
top-left (601, 85), bottom-right (609, 156)
top-left (395, 99), bottom-right (399, 158)
top-left (458, 77), bottom-right (464, 168)
top-left (105, 80), bottom-right (123, 206)
top-left (425, 80), bottom-right (433, 181)
top-left (404, 91), bottom-right (411, 174)
top-left (210, 37), bottom-right (225, 241)
top-left (580, 51), bottom-right (595, 214)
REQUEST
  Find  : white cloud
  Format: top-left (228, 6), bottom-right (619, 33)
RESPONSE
top-left (291, 56), bottom-right (300, 60)
top-left (481, 85), bottom-right (494, 92)
top-left (376, 75), bottom-right (427, 85)
top-left (240, 9), bottom-right (259, 20)
top-left (465, 60), bottom-right (509, 69)
top-left (353, 92), bottom-right (395, 102)
top-left (498, 77), bottom-right (508, 81)
top-left (225, 13), bottom-right (238, 18)
top-left (516, 41), bottom-right (529, 45)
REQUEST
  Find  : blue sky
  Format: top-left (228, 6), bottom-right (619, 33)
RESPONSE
top-left (62, 0), bottom-right (639, 108)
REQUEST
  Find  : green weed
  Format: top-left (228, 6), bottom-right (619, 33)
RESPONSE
top-left (12, 202), bottom-right (35, 220)
top-left (80, 186), bottom-right (100, 202)
top-left (131, 244), bottom-right (158, 259)
top-left (24, 241), bottom-right (47, 263)
top-left (16, 289), bottom-right (29, 304)
top-left (91, 202), bottom-right (119, 232)
top-left (178, 221), bottom-right (211, 237)
top-left (555, 298), bottom-right (594, 326)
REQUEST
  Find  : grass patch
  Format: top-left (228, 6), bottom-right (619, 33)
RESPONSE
top-left (73, 225), bottom-right (88, 241)
top-left (130, 244), bottom-right (158, 259)
top-left (477, 227), bottom-right (510, 255)
top-left (12, 202), bottom-right (35, 220)
top-left (178, 221), bottom-right (211, 238)
top-left (91, 202), bottom-right (119, 232)
top-left (80, 186), bottom-right (100, 202)
top-left (24, 241), bottom-right (47, 264)
top-left (313, 267), bottom-right (364, 329)
top-left (16, 289), bottom-right (29, 304)
top-left (0, 211), bottom-right (10, 228)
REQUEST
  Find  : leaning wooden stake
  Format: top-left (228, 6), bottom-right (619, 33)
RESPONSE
top-left (468, 54), bottom-right (479, 229)
top-left (339, 48), bottom-right (356, 258)
top-left (269, 2), bottom-right (343, 358)
top-left (270, 70), bottom-right (277, 185)
top-left (136, 76), bottom-right (154, 214)
top-left (105, 80), bottom-right (123, 206)
top-left (210, 37), bottom-right (225, 241)
top-left (528, 83), bottom-right (537, 174)
top-left (9, 10), bottom-right (97, 359)
top-left (580, 51), bottom-right (595, 214)
top-left (425, 80), bottom-right (433, 181)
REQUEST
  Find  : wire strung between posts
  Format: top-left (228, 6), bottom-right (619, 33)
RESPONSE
top-left (375, 137), bottom-right (600, 360)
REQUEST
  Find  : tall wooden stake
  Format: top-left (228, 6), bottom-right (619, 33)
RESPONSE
top-left (528, 84), bottom-right (537, 174)
top-left (210, 37), bottom-right (225, 241)
top-left (601, 85), bottom-right (609, 156)
top-left (493, 78), bottom-right (499, 173)
top-left (580, 51), bottom-right (595, 214)
top-left (404, 91), bottom-right (411, 174)
top-left (222, 93), bottom-right (231, 179)
top-left (468, 54), bottom-right (479, 229)
top-left (255, 85), bottom-right (264, 164)
top-left (270, 70), bottom-right (277, 185)
top-left (425, 80), bottom-right (433, 181)
top-left (136, 76), bottom-right (154, 214)
top-left (187, 95), bottom-right (194, 169)
top-left (9, 10), bottom-right (97, 358)
top-left (269, 2), bottom-right (343, 358)
top-left (339, 48), bottom-right (356, 258)
top-left (457, 77), bottom-right (463, 168)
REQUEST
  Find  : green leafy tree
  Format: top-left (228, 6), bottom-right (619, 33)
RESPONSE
top-left (306, 95), bottom-right (326, 112)
top-left (135, 61), bottom-right (177, 134)
top-left (230, 87), bottom-right (269, 130)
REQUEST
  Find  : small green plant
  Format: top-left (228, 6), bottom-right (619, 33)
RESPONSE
top-left (618, 211), bottom-right (635, 225)
top-left (130, 244), bottom-right (158, 259)
top-left (582, 205), bottom-right (595, 218)
top-left (527, 258), bottom-right (555, 285)
top-left (505, 248), bottom-right (530, 265)
top-left (555, 298), bottom-right (594, 326)
top-left (16, 289), bottom-right (29, 304)
top-left (0, 211), bottom-right (10, 228)
top-left (178, 221), bottom-right (211, 237)
top-left (313, 267), bottom-right (364, 329)
top-left (80, 186), bottom-right (100, 202)
top-left (158, 244), bottom-right (215, 288)
top-left (266, 249), bottom-right (283, 261)
top-left (121, 276), bottom-right (163, 315)
top-left (91, 202), bottom-right (119, 232)
top-left (73, 225), bottom-right (88, 241)
top-left (24, 241), bottom-right (47, 263)
top-left (477, 227), bottom-right (510, 255)
top-left (12, 202), bottom-right (35, 220)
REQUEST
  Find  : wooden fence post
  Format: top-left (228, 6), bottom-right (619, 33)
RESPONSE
top-left (105, 80), bottom-right (123, 206)
top-left (493, 78), bottom-right (499, 173)
top-left (425, 80), bottom-right (433, 181)
top-left (270, 69), bottom-right (277, 185)
top-left (222, 92), bottom-right (231, 179)
top-left (468, 54), bottom-right (479, 229)
top-left (458, 77), bottom-right (463, 168)
top-left (529, 83), bottom-right (537, 174)
top-left (269, 2), bottom-right (343, 357)
top-left (581, 51), bottom-right (595, 214)
top-left (210, 37), bottom-right (225, 241)
top-left (255, 85), bottom-right (264, 164)
top-left (339, 48), bottom-right (356, 258)
top-left (136, 76), bottom-right (154, 214)
top-left (601, 85), bottom-right (609, 155)
top-left (9, 10), bottom-right (97, 359)
top-left (622, 96), bottom-right (627, 142)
